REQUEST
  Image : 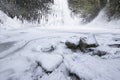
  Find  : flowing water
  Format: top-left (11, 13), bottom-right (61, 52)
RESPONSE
top-left (41, 0), bottom-right (80, 27)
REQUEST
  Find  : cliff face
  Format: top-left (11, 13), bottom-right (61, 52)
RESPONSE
top-left (0, 0), bottom-right (53, 21)
top-left (68, 0), bottom-right (107, 23)
top-left (68, 0), bottom-right (120, 23)
top-left (106, 0), bottom-right (120, 21)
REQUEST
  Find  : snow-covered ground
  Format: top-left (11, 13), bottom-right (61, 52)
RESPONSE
top-left (0, 28), bottom-right (120, 80)
top-left (0, 2), bottom-right (120, 79)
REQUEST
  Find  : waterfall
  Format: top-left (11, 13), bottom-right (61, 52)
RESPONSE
top-left (41, 0), bottom-right (79, 27)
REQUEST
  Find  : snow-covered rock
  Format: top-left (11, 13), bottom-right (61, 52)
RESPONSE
top-left (0, 28), bottom-right (120, 80)
top-left (41, 45), bottom-right (56, 53)
top-left (64, 54), bottom-right (120, 80)
top-left (92, 45), bottom-right (119, 57)
top-left (36, 54), bottom-right (63, 72)
top-left (32, 44), bottom-right (56, 53)
top-left (65, 35), bottom-right (98, 52)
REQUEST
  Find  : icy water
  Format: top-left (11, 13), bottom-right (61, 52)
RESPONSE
top-left (0, 42), bottom-right (16, 53)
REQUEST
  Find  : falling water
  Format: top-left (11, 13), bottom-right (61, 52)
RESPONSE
top-left (42, 0), bottom-right (79, 27)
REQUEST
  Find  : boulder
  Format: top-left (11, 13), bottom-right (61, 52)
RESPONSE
top-left (65, 35), bottom-right (98, 52)
top-left (92, 45), bottom-right (117, 57)
top-left (36, 54), bottom-right (63, 72)
top-left (78, 36), bottom-right (98, 52)
top-left (69, 73), bottom-right (80, 80)
top-left (41, 45), bottom-right (56, 53)
top-left (65, 42), bottom-right (78, 50)
top-left (92, 50), bottom-right (107, 57)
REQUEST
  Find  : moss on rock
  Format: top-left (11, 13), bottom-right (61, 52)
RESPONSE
top-left (68, 0), bottom-right (107, 23)
top-left (106, 0), bottom-right (120, 20)
top-left (0, 0), bottom-right (54, 21)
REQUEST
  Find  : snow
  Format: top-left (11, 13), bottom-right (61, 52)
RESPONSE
top-left (0, 11), bottom-right (22, 29)
top-left (0, 28), bottom-right (120, 80)
top-left (36, 54), bottom-right (63, 72)
top-left (0, 1), bottom-right (120, 80)
top-left (85, 34), bottom-right (98, 45)
top-left (64, 53), bottom-right (120, 80)
top-left (0, 11), bottom-right (120, 79)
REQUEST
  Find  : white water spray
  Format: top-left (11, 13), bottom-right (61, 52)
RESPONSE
top-left (42, 0), bottom-right (79, 27)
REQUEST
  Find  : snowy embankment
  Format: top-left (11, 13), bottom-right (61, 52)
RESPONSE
top-left (0, 28), bottom-right (120, 80)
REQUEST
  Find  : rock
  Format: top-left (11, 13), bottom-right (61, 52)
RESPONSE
top-left (78, 36), bottom-right (98, 52)
top-left (69, 73), bottom-right (80, 80)
top-left (68, 0), bottom-right (107, 23)
top-left (36, 54), bottom-right (63, 72)
top-left (65, 42), bottom-right (78, 50)
top-left (65, 35), bottom-right (98, 52)
top-left (108, 44), bottom-right (120, 48)
top-left (92, 45), bottom-right (116, 57)
top-left (41, 45), bottom-right (56, 53)
top-left (92, 50), bottom-right (107, 57)
top-left (33, 44), bottom-right (56, 53)
top-left (78, 38), bottom-right (88, 52)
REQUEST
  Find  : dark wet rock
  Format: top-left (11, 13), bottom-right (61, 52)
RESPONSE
top-left (78, 38), bottom-right (98, 51)
top-left (69, 73), bottom-right (80, 80)
top-left (78, 37), bottom-right (98, 52)
top-left (108, 44), bottom-right (120, 48)
top-left (65, 42), bottom-right (78, 50)
top-left (65, 36), bottom-right (98, 52)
